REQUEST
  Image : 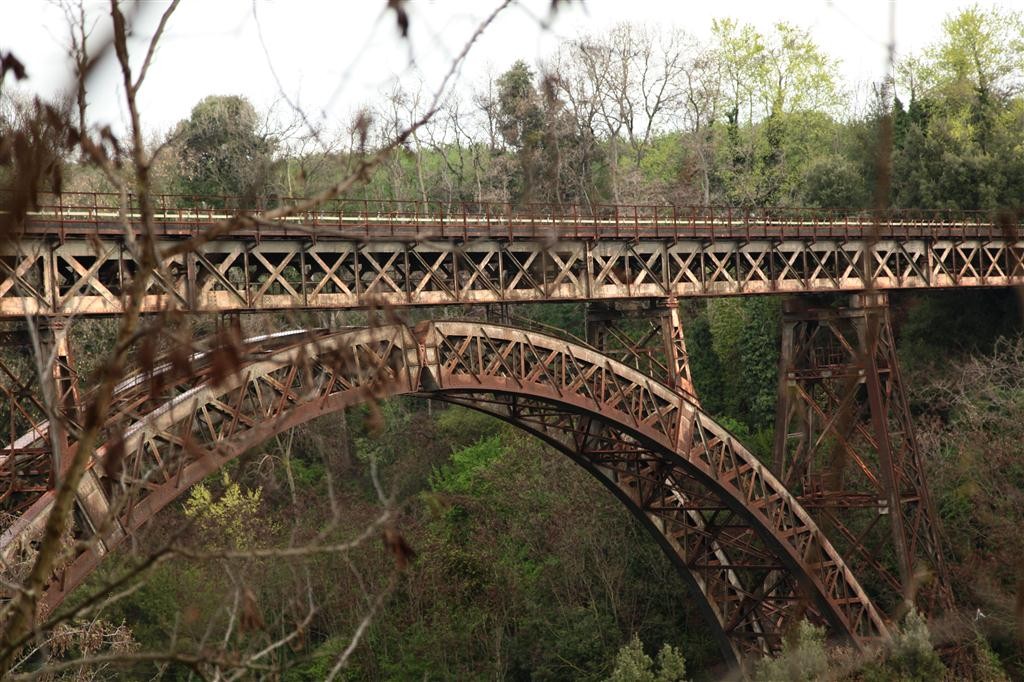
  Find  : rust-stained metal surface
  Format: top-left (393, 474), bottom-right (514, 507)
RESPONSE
top-left (773, 294), bottom-right (953, 621)
top-left (1, 192), bottom-right (1022, 318)
top-left (0, 321), bottom-right (888, 667)
top-left (585, 298), bottom-right (696, 397)
top-left (1, 192), bottom-right (991, 666)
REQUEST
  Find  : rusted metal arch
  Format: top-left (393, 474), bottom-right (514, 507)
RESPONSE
top-left (0, 331), bottom-right (766, 664)
top-left (0, 322), bottom-right (888, 666)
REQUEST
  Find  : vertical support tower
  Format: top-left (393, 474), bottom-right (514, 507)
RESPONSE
top-left (773, 293), bottom-right (952, 618)
top-left (0, 319), bottom-right (80, 514)
top-left (38, 318), bottom-right (81, 480)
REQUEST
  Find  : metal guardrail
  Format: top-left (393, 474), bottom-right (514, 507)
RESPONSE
top-left (3, 190), bottom-right (1022, 241)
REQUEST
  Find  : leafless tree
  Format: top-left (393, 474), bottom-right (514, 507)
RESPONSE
top-left (50, 0), bottom-right (97, 135)
top-left (0, 1), bottom-right (516, 678)
top-left (679, 41), bottom-right (723, 206)
top-left (553, 23), bottom-right (692, 203)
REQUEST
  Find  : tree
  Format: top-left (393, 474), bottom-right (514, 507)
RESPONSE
top-left (608, 634), bottom-right (688, 682)
top-left (710, 20), bottom-right (841, 207)
top-left (883, 609), bottom-right (947, 682)
top-left (184, 470), bottom-right (269, 550)
top-left (753, 620), bottom-right (828, 682)
top-left (920, 5), bottom-right (1024, 103)
top-left (491, 59), bottom-right (585, 205)
top-left (910, 336), bottom-right (1024, 672)
top-left (174, 94), bottom-right (277, 204)
top-left (891, 7), bottom-right (1024, 210)
top-left (52, 0), bottom-right (97, 135)
top-left (712, 19), bottom-right (840, 123)
top-left (712, 18), bottom-right (767, 127)
top-left (703, 297), bottom-right (781, 442)
top-left (543, 49), bottom-right (606, 207)
top-left (494, 60), bottom-right (545, 202)
top-left (576, 25), bottom-right (690, 167)
top-left (679, 41), bottom-right (723, 205)
top-left (801, 155), bottom-right (870, 209)
top-left (552, 24), bottom-right (693, 203)
top-left (4, 4), bottom-right (1024, 678)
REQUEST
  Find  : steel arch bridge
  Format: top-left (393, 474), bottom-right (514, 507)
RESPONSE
top-left (1, 321), bottom-right (886, 668)
top-left (3, 193), bottom-right (1014, 668)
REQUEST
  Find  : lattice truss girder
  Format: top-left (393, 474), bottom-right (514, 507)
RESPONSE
top-left (0, 321), bottom-right (888, 668)
top-left (2, 238), bottom-right (1023, 317)
top-left (773, 295), bottom-right (952, 617)
top-left (585, 298), bottom-right (696, 397)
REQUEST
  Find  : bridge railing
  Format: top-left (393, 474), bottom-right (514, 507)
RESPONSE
top-left (3, 190), bottom-right (1020, 241)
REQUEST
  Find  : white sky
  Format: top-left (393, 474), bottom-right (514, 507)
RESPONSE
top-left (1, 0), bottom-right (1021, 137)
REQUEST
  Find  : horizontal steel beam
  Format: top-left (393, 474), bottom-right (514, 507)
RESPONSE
top-left (2, 235), bottom-right (1022, 318)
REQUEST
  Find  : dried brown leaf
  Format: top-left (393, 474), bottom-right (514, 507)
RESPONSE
top-left (102, 430), bottom-right (125, 480)
top-left (0, 52), bottom-right (27, 81)
top-left (382, 526), bottom-right (416, 570)
top-left (169, 342), bottom-right (192, 379)
top-left (240, 585), bottom-right (265, 633)
top-left (387, 0), bottom-right (410, 37)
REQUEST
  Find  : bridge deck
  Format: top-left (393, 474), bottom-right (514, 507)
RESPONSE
top-left (2, 193), bottom-right (1022, 317)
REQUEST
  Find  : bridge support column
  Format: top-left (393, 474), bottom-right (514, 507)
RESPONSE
top-left (484, 303), bottom-right (511, 325)
top-left (773, 293), bottom-right (953, 618)
top-left (37, 318), bottom-right (81, 484)
top-left (585, 298), bottom-right (695, 398)
top-left (0, 320), bottom-right (80, 515)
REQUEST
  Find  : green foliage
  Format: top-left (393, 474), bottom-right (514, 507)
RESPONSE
top-left (286, 454), bottom-right (326, 489)
top-left (282, 635), bottom-right (357, 681)
top-left (608, 634), bottom-right (688, 682)
top-left (517, 301), bottom-right (587, 339)
top-left (685, 309), bottom-right (727, 416)
top-left (885, 609), bottom-right (947, 681)
top-left (748, 612), bottom-right (950, 682)
top-left (911, 337), bottom-right (1024, 677)
top-left (921, 6), bottom-right (1024, 101)
top-left (359, 430), bottom-right (716, 679)
top-left (184, 471), bottom-right (267, 549)
top-left (81, 558), bottom-right (225, 680)
top-left (969, 631), bottom-right (1011, 682)
top-left (64, 9), bottom-right (1024, 678)
top-left (497, 61), bottom-right (544, 152)
top-left (702, 297), bottom-right (780, 439)
top-left (709, 20), bottom-right (842, 206)
top-left (69, 318), bottom-right (119, 385)
top-left (435, 405), bottom-right (504, 446)
top-left (891, 7), bottom-right (1024, 210)
top-left (859, 610), bottom-right (947, 682)
top-left (430, 435), bottom-right (506, 495)
top-left (640, 132), bottom-right (686, 186)
top-left (351, 400), bottom-right (413, 467)
top-left (802, 155), bottom-right (870, 208)
top-left (898, 290), bottom-right (1021, 373)
top-left (495, 60), bottom-right (546, 202)
top-left (753, 620), bottom-right (828, 682)
top-left (736, 297), bottom-right (782, 430)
